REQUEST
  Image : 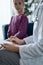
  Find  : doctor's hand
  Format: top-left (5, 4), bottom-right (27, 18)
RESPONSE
top-left (1, 43), bottom-right (19, 52)
top-left (6, 36), bottom-right (14, 41)
top-left (9, 37), bottom-right (25, 45)
top-left (0, 44), bottom-right (2, 49)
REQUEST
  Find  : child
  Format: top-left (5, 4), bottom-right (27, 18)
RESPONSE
top-left (7, 0), bottom-right (28, 41)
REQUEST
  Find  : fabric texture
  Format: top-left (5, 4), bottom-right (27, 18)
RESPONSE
top-left (7, 14), bottom-right (28, 39)
top-left (19, 2), bottom-right (43, 65)
top-left (0, 49), bottom-right (20, 65)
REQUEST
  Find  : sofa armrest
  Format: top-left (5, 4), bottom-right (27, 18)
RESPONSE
top-left (2, 23), bottom-right (34, 39)
top-left (2, 24), bottom-right (9, 39)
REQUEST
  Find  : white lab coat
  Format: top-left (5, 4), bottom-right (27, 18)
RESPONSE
top-left (19, 2), bottom-right (43, 65)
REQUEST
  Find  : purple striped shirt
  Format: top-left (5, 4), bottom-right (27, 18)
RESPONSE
top-left (7, 14), bottom-right (28, 39)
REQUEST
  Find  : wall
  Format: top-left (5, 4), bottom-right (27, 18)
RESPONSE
top-left (0, 0), bottom-right (12, 40)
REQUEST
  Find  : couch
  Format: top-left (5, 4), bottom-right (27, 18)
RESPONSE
top-left (2, 22), bottom-right (34, 39)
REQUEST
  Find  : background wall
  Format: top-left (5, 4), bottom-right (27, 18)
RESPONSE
top-left (0, 0), bottom-right (12, 40)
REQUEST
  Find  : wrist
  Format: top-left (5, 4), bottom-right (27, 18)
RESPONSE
top-left (21, 39), bottom-right (26, 44)
top-left (15, 46), bottom-right (19, 53)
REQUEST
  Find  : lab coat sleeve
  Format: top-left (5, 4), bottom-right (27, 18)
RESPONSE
top-left (19, 40), bottom-right (43, 59)
top-left (19, 8), bottom-right (43, 59)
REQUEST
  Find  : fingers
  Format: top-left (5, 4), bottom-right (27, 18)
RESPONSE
top-left (6, 38), bottom-right (10, 41)
top-left (7, 36), bottom-right (18, 43)
top-left (10, 37), bottom-right (16, 42)
top-left (0, 44), bottom-right (2, 49)
top-left (1, 43), bottom-right (9, 48)
top-left (10, 36), bottom-right (14, 39)
top-left (6, 36), bottom-right (14, 41)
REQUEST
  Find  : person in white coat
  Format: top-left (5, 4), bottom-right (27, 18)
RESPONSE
top-left (0, 0), bottom-right (43, 65)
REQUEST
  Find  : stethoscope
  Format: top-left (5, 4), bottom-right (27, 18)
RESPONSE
top-left (32, 0), bottom-right (43, 23)
top-left (34, 0), bottom-right (43, 22)
top-left (36, 0), bottom-right (43, 21)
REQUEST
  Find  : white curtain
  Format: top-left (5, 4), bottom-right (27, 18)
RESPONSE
top-left (0, 0), bottom-right (12, 40)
